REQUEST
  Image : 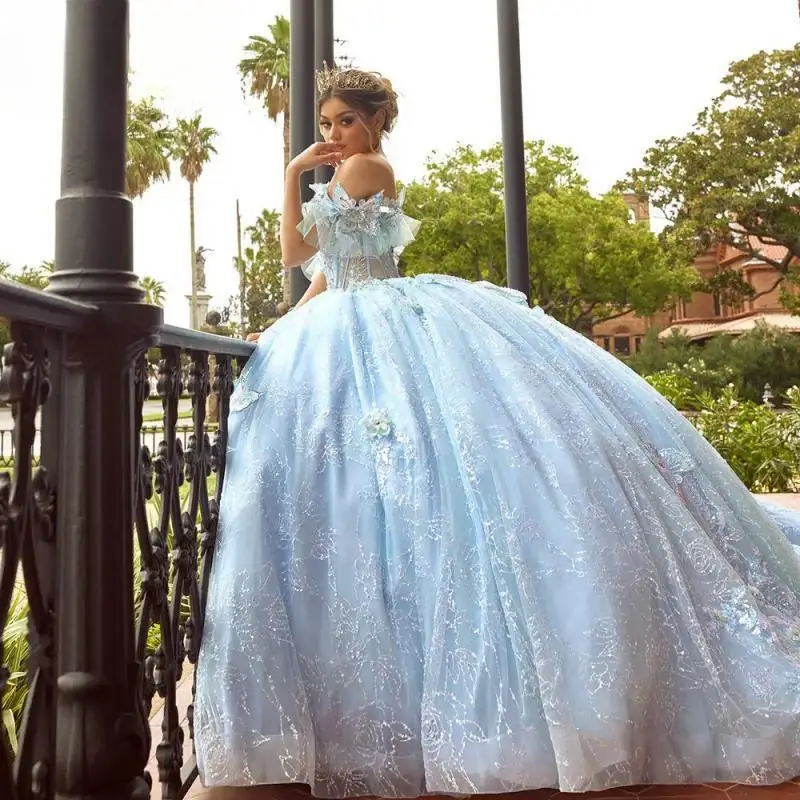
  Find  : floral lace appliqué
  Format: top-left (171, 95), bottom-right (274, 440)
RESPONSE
top-left (713, 586), bottom-right (763, 636)
top-left (230, 385), bottom-right (261, 413)
top-left (363, 408), bottom-right (393, 439)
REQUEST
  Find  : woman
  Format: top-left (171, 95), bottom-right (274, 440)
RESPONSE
top-left (195, 68), bottom-right (800, 797)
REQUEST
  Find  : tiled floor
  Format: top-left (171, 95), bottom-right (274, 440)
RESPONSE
top-left (764, 493), bottom-right (800, 511)
top-left (164, 493), bottom-right (800, 800)
top-left (188, 782), bottom-right (800, 799)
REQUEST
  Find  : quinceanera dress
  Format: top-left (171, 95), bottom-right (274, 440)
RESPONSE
top-left (195, 181), bottom-right (800, 797)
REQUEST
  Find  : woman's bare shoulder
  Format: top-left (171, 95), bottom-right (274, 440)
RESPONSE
top-left (336, 154), bottom-right (395, 200)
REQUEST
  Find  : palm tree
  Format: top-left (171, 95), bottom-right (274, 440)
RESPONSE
top-left (238, 17), bottom-right (291, 304)
top-left (141, 276), bottom-right (166, 307)
top-left (172, 114), bottom-right (219, 329)
top-left (126, 97), bottom-right (173, 198)
top-left (238, 16), bottom-right (291, 171)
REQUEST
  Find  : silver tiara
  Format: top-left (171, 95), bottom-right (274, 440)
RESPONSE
top-left (316, 66), bottom-right (384, 96)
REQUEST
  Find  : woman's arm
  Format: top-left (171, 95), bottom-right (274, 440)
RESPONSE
top-left (295, 270), bottom-right (328, 308)
top-left (280, 142), bottom-right (343, 268)
top-left (280, 163), bottom-right (316, 268)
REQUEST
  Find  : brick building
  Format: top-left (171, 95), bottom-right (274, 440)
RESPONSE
top-left (591, 201), bottom-right (800, 353)
top-left (590, 193), bottom-right (671, 356)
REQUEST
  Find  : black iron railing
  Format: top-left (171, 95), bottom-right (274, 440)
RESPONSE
top-left (0, 279), bottom-right (96, 800)
top-left (0, 277), bottom-right (254, 800)
top-left (0, 423), bottom-right (214, 470)
top-left (133, 328), bottom-right (251, 799)
top-left (0, 0), bottom-right (338, 796)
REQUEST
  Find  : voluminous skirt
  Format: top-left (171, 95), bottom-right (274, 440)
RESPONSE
top-left (195, 275), bottom-right (800, 797)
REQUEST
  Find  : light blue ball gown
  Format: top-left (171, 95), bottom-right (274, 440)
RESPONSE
top-left (195, 181), bottom-right (800, 797)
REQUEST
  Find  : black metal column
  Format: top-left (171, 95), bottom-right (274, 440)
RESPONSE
top-left (314, 0), bottom-right (335, 186)
top-left (50, 3), bottom-right (140, 303)
top-left (289, 0), bottom-right (316, 305)
top-left (497, 0), bottom-right (530, 300)
top-left (50, 1), bottom-right (160, 798)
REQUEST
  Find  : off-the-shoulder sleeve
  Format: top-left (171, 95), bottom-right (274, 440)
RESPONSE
top-left (296, 183), bottom-right (420, 261)
top-left (296, 183), bottom-right (328, 249)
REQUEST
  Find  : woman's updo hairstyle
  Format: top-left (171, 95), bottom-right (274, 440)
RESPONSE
top-left (316, 67), bottom-right (399, 134)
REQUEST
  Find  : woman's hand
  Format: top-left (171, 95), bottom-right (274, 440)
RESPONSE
top-left (246, 331), bottom-right (261, 343)
top-left (288, 142), bottom-right (343, 175)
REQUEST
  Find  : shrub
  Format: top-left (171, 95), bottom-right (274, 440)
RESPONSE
top-left (644, 358), bottom-right (736, 410)
top-left (630, 323), bottom-right (800, 406)
top-left (691, 385), bottom-right (800, 492)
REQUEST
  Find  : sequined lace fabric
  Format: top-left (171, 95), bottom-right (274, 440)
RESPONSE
top-left (298, 182), bottom-right (420, 290)
top-left (195, 182), bottom-right (800, 797)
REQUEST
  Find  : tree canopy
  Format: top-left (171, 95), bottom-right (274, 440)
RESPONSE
top-left (402, 142), bottom-right (696, 330)
top-left (623, 45), bottom-right (800, 312)
top-left (218, 210), bottom-right (283, 334)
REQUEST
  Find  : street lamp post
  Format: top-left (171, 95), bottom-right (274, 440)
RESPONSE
top-left (496, 0), bottom-right (531, 301)
top-left (49, 1), bottom-right (161, 797)
top-left (289, 0), bottom-right (316, 305)
top-left (314, 0), bottom-right (336, 186)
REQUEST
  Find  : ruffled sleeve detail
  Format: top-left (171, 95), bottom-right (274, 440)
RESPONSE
top-left (300, 251), bottom-right (334, 283)
top-left (296, 182), bottom-right (420, 261)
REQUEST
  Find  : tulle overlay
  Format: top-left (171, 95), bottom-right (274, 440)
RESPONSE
top-left (299, 182), bottom-right (420, 287)
top-left (195, 185), bottom-right (800, 797)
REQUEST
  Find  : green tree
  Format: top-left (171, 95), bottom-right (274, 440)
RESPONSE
top-left (227, 209), bottom-right (283, 333)
top-left (245, 209), bottom-right (283, 331)
top-left (172, 113), bottom-right (219, 328)
top-left (238, 16), bottom-right (291, 305)
top-left (201, 309), bottom-right (237, 338)
top-left (140, 275), bottom-right (166, 307)
top-left (402, 142), bottom-right (697, 330)
top-left (239, 16), bottom-right (291, 171)
top-left (706, 323), bottom-right (800, 403)
top-left (1, 259), bottom-right (55, 291)
top-left (626, 327), bottom-right (696, 376)
top-left (629, 323), bottom-right (800, 406)
top-left (0, 260), bottom-right (56, 350)
top-left (622, 45), bottom-right (800, 312)
top-left (127, 96), bottom-right (173, 198)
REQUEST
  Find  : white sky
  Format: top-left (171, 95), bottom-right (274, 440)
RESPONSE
top-left (1, 1), bottom-right (797, 325)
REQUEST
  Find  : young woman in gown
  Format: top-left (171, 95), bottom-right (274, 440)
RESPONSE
top-left (194, 68), bottom-right (800, 798)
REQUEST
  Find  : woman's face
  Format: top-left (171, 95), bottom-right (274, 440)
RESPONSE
top-left (319, 97), bottom-right (376, 157)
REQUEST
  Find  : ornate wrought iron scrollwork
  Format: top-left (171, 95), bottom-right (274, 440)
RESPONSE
top-left (180, 352), bottom-right (210, 761)
top-left (203, 356), bottom-right (234, 576)
top-left (0, 324), bottom-right (57, 800)
top-left (134, 347), bottom-right (189, 799)
top-left (133, 343), bottom-right (247, 799)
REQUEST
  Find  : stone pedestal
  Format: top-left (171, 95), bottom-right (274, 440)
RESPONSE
top-left (185, 292), bottom-right (213, 329)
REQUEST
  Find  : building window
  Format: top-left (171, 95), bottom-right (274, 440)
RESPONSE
top-left (614, 336), bottom-right (631, 356)
top-left (602, 337), bottom-right (611, 351)
top-left (634, 336), bottom-right (642, 353)
top-left (713, 293), bottom-right (721, 317)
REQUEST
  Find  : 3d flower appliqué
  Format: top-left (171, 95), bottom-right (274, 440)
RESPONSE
top-left (363, 408), bottom-right (393, 439)
top-left (230, 385), bottom-right (261, 413)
